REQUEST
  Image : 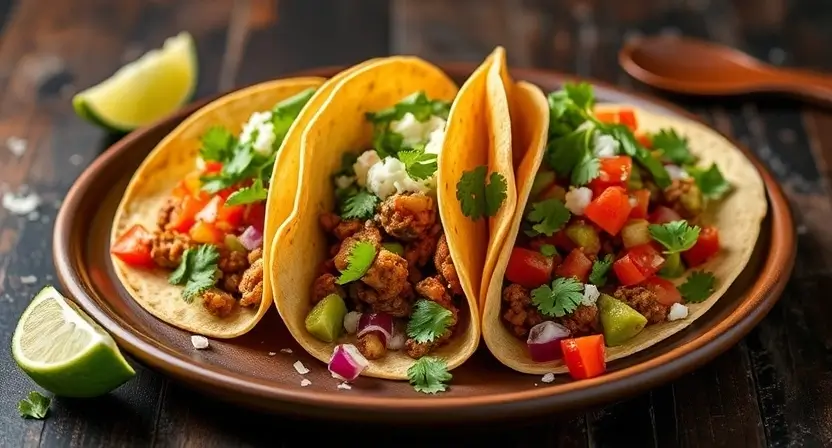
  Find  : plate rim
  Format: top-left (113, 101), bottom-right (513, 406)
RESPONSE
top-left (53, 64), bottom-right (796, 421)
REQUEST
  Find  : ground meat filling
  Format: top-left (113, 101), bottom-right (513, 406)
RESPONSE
top-left (405, 276), bottom-right (459, 359)
top-left (404, 224), bottom-right (441, 269)
top-left (662, 178), bottom-right (703, 219)
top-left (614, 286), bottom-right (669, 324)
top-left (319, 212), bottom-right (363, 241)
top-left (239, 248), bottom-right (263, 307)
top-left (202, 288), bottom-right (236, 318)
top-left (150, 230), bottom-right (194, 269)
top-left (557, 305), bottom-right (599, 336)
top-left (501, 283), bottom-right (543, 338)
top-left (378, 193), bottom-right (437, 241)
top-left (311, 273), bottom-right (346, 304)
top-left (157, 198), bottom-right (177, 230)
top-left (434, 234), bottom-right (463, 296)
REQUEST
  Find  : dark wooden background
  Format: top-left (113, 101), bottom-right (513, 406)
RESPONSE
top-left (1, 0), bottom-right (830, 446)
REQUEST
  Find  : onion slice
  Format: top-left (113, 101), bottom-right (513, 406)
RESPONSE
top-left (238, 225), bottom-right (263, 251)
top-left (527, 321), bottom-right (571, 362)
top-left (357, 313), bottom-right (394, 345)
top-left (328, 344), bottom-right (369, 382)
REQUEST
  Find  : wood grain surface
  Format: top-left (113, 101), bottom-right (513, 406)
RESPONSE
top-left (0, 0), bottom-right (829, 446)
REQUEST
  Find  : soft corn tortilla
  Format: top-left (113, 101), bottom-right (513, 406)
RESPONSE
top-left (271, 54), bottom-right (511, 379)
top-left (482, 103), bottom-right (768, 374)
top-left (111, 77), bottom-right (326, 339)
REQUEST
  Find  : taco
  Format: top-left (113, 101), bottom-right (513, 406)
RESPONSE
top-left (109, 77), bottom-right (332, 338)
top-left (482, 77), bottom-right (767, 377)
top-left (270, 52), bottom-right (513, 384)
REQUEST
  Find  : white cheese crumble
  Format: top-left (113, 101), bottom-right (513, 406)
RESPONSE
top-left (69, 154), bottom-right (83, 166)
top-left (343, 311), bottom-right (362, 334)
top-left (564, 187), bottom-right (593, 216)
top-left (280, 348), bottom-right (293, 354)
top-left (293, 360), bottom-right (310, 375)
top-left (2, 191), bottom-right (41, 215)
top-left (336, 382), bottom-right (352, 390)
top-left (300, 379), bottom-right (312, 387)
top-left (423, 127), bottom-right (446, 156)
top-left (239, 111), bottom-right (276, 156)
top-left (334, 175), bottom-right (356, 190)
top-left (667, 303), bottom-right (689, 321)
top-left (367, 156), bottom-right (431, 200)
top-left (581, 284), bottom-right (600, 306)
top-left (268, 352), bottom-right (276, 356)
top-left (541, 373), bottom-right (555, 383)
top-left (190, 335), bottom-right (209, 350)
top-left (6, 136), bottom-right (27, 157)
top-left (593, 132), bottom-right (620, 158)
top-left (389, 113), bottom-right (446, 147)
top-left (20, 275), bottom-right (37, 284)
top-left (629, 197), bottom-right (638, 208)
top-left (195, 156), bottom-right (206, 171)
top-left (665, 164), bottom-right (689, 181)
top-left (353, 150), bottom-right (380, 187)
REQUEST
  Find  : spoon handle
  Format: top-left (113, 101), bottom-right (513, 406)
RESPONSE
top-left (767, 67), bottom-right (832, 105)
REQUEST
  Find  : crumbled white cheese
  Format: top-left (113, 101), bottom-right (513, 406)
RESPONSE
top-left (334, 175), bottom-right (356, 190)
top-left (343, 311), bottom-right (362, 334)
top-left (541, 373), bottom-right (555, 383)
top-left (581, 284), bottom-right (600, 306)
top-left (20, 275), bottom-right (37, 284)
top-left (667, 303), bottom-right (689, 321)
top-left (252, 122), bottom-right (276, 155)
top-left (628, 197), bottom-right (638, 208)
top-left (239, 111), bottom-right (276, 155)
top-left (293, 360), bottom-right (310, 375)
top-left (353, 150), bottom-right (381, 187)
top-left (69, 154), bottom-right (83, 166)
top-left (300, 379), bottom-right (312, 387)
top-left (190, 335), bottom-right (209, 350)
top-left (367, 157), bottom-right (431, 200)
top-left (564, 187), bottom-right (593, 216)
top-left (389, 113), bottom-right (446, 147)
top-left (7, 137), bottom-right (27, 157)
top-left (280, 348), bottom-right (293, 354)
top-left (423, 127), bottom-right (446, 156)
top-left (337, 382), bottom-right (352, 390)
top-left (665, 164), bottom-right (689, 181)
top-left (2, 191), bottom-right (41, 215)
top-left (268, 352), bottom-right (276, 356)
top-left (593, 132), bottom-right (620, 158)
top-left (195, 156), bottom-right (206, 171)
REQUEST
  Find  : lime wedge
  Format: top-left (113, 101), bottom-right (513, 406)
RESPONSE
top-left (72, 31), bottom-right (198, 132)
top-left (12, 286), bottom-right (135, 397)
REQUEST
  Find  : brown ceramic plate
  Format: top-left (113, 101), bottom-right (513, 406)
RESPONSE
top-left (54, 64), bottom-right (795, 424)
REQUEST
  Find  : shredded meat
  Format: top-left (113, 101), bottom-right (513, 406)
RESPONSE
top-left (157, 198), bottom-right (177, 230)
top-left (320, 212), bottom-right (364, 240)
top-left (404, 224), bottom-right (441, 269)
top-left (356, 331), bottom-right (387, 360)
top-left (239, 251), bottom-right (263, 307)
top-left (662, 178), bottom-right (703, 219)
top-left (333, 224), bottom-right (382, 272)
top-left (614, 286), bottom-right (669, 324)
top-left (150, 230), bottom-right (194, 269)
top-left (405, 276), bottom-right (459, 359)
top-left (501, 283), bottom-right (543, 337)
top-left (378, 193), bottom-right (437, 241)
top-left (311, 273), bottom-right (346, 304)
top-left (434, 234), bottom-right (463, 296)
top-left (557, 305), bottom-right (599, 336)
top-left (202, 288), bottom-right (235, 317)
top-left (348, 282), bottom-right (411, 317)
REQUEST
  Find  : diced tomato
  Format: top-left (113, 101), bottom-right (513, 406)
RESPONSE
top-left (617, 109), bottom-right (638, 131)
top-left (628, 244), bottom-right (665, 277)
top-left (642, 276), bottom-right (682, 306)
top-left (203, 161), bottom-right (223, 174)
top-left (636, 134), bottom-right (652, 149)
top-left (168, 195), bottom-right (209, 233)
top-left (683, 225), bottom-right (720, 267)
top-left (173, 172), bottom-right (209, 200)
top-left (554, 249), bottom-right (593, 283)
top-left (595, 111), bottom-right (618, 124)
top-left (189, 221), bottom-right (225, 244)
top-left (506, 247), bottom-right (554, 289)
top-left (648, 206), bottom-right (682, 225)
top-left (110, 224), bottom-right (155, 268)
top-left (628, 189), bottom-right (650, 219)
top-left (583, 186), bottom-right (633, 236)
top-left (244, 202), bottom-right (266, 233)
top-left (613, 253), bottom-right (648, 286)
top-left (195, 196), bottom-right (246, 233)
top-left (195, 196), bottom-right (221, 223)
top-left (560, 335), bottom-right (606, 380)
top-left (589, 156), bottom-right (632, 195)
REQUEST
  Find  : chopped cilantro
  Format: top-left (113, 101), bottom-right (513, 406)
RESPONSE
top-left (18, 391), bottom-right (50, 419)
top-left (225, 178), bottom-right (268, 206)
top-left (199, 127), bottom-right (236, 162)
top-left (169, 245), bottom-right (220, 303)
top-left (633, 143), bottom-right (672, 189)
top-left (456, 165), bottom-right (507, 221)
top-left (398, 147), bottom-right (438, 180)
top-left (651, 128), bottom-right (695, 165)
top-left (563, 82), bottom-right (595, 111)
top-left (679, 271), bottom-right (716, 303)
top-left (649, 220), bottom-right (700, 254)
top-left (600, 123), bottom-right (639, 157)
top-left (366, 91), bottom-right (451, 124)
top-left (407, 356), bottom-right (452, 394)
top-left (526, 198), bottom-right (571, 237)
top-left (334, 152), bottom-right (358, 178)
top-left (539, 244), bottom-right (558, 257)
top-left (270, 87), bottom-right (316, 144)
top-left (340, 190), bottom-right (379, 220)
top-left (588, 254), bottom-right (614, 287)
top-left (336, 241), bottom-right (377, 285)
top-left (572, 152), bottom-right (601, 186)
top-left (407, 300), bottom-right (453, 343)
top-left (371, 125), bottom-right (405, 158)
top-left (531, 277), bottom-right (584, 317)
top-left (688, 163), bottom-right (731, 200)
top-left (546, 128), bottom-right (593, 178)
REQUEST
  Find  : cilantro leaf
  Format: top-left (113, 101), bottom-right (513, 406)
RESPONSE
top-left (679, 271), bottom-right (716, 303)
top-left (270, 87), bottom-right (316, 145)
top-left (407, 356), bottom-right (452, 394)
top-left (649, 220), bottom-right (701, 254)
top-left (539, 244), bottom-right (558, 257)
top-left (407, 300), bottom-right (453, 343)
top-left (564, 82), bottom-right (595, 111)
top-left (688, 163), bottom-right (731, 200)
top-left (18, 391), bottom-right (50, 419)
top-left (398, 148), bottom-right (438, 181)
top-left (334, 152), bottom-right (358, 178)
top-left (371, 125), bottom-right (405, 158)
top-left (340, 190), bottom-right (379, 220)
top-left (546, 128), bottom-right (593, 177)
top-left (633, 144), bottom-right (672, 189)
top-left (336, 241), bottom-right (377, 285)
top-left (588, 254), bottom-right (614, 287)
top-left (600, 123), bottom-right (639, 157)
top-left (199, 127), bottom-right (237, 162)
top-left (651, 128), bottom-right (695, 165)
top-left (225, 178), bottom-right (268, 206)
top-left (531, 277), bottom-right (584, 317)
top-left (366, 91), bottom-right (451, 124)
top-left (456, 166), bottom-right (507, 220)
top-left (571, 152), bottom-right (600, 186)
top-left (223, 145), bottom-right (255, 178)
top-left (526, 198), bottom-right (571, 237)
top-left (169, 244), bottom-right (220, 303)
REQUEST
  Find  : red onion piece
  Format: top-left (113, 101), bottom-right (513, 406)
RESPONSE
top-left (357, 313), bottom-right (394, 345)
top-left (238, 225), bottom-right (263, 251)
top-left (527, 321), bottom-right (571, 362)
top-left (328, 344), bottom-right (369, 382)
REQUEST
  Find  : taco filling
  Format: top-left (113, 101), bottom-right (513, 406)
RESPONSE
top-left (110, 87), bottom-right (316, 317)
top-left (304, 92), bottom-right (467, 366)
top-left (500, 84), bottom-right (730, 377)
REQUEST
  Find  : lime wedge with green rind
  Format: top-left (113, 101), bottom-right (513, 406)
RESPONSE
top-left (72, 31), bottom-right (198, 132)
top-left (12, 286), bottom-right (135, 397)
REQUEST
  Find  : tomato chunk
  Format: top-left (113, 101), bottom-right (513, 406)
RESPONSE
top-left (628, 189), bottom-right (651, 219)
top-left (111, 224), bottom-right (155, 268)
top-left (506, 247), bottom-right (554, 289)
top-left (189, 221), bottom-right (225, 245)
top-left (194, 196), bottom-right (245, 232)
top-left (642, 276), bottom-right (682, 306)
top-left (203, 161), bottom-right (223, 174)
top-left (613, 253), bottom-right (648, 286)
top-left (583, 186), bottom-right (633, 236)
top-left (244, 203), bottom-right (266, 233)
top-left (628, 243), bottom-right (665, 277)
top-left (555, 249), bottom-right (593, 283)
top-left (636, 133), bottom-right (652, 149)
top-left (590, 156), bottom-right (632, 194)
top-left (617, 109), bottom-right (638, 131)
top-left (560, 335), bottom-right (606, 380)
top-left (683, 225), bottom-right (720, 267)
top-left (648, 206), bottom-right (682, 225)
top-left (168, 195), bottom-right (208, 233)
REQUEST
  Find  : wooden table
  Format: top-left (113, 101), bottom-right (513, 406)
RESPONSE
top-left (1, 0), bottom-right (830, 446)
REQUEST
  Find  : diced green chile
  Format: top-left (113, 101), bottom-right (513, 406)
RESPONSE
top-left (598, 294), bottom-right (648, 347)
top-left (304, 294), bottom-right (348, 343)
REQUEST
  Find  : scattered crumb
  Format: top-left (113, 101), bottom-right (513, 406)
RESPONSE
top-left (279, 348), bottom-right (293, 354)
top-left (541, 373), bottom-right (555, 383)
top-left (337, 382), bottom-right (352, 390)
top-left (300, 379), bottom-right (312, 387)
top-left (293, 361), bottom-right (310, 375)
top-left (27, 211), bottom-right (39, 221)
top-left (20, 275), bottom-right (37, 284)
top-left (6, 137), bottom-right (27, 157)
top-left (2, 191), bottom-right (41, 215)
top-left (267, 352), bottom-right (276, 356)
top-left (190, 335), bottom-right (209, 350)
top-left (768, 47), bottom-right (787, 65)
top-left (69, 154), bottom-right (83, 166)
top-left (534, 383), bottom-right (539, 387)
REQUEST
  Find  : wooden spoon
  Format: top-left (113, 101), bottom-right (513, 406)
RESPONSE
top-left (619, 35), bottom-right (832, 104)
